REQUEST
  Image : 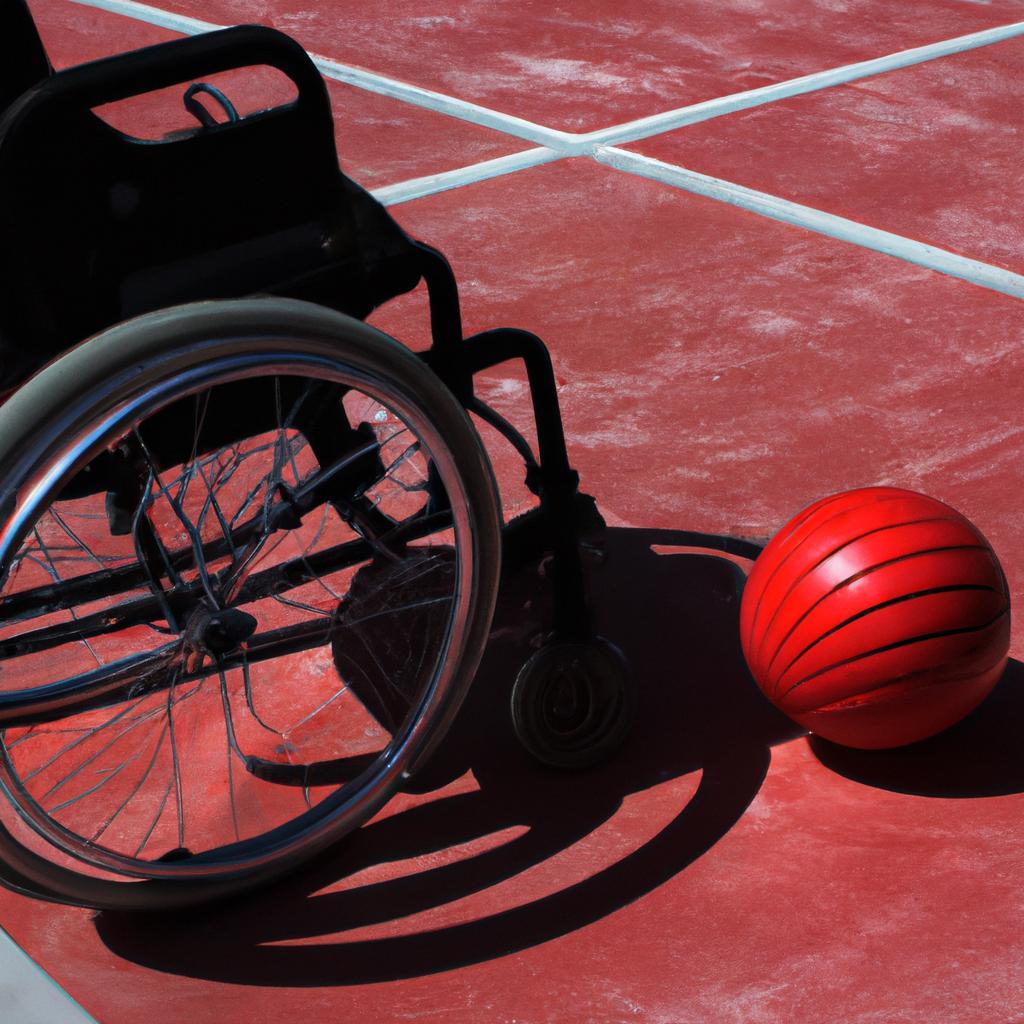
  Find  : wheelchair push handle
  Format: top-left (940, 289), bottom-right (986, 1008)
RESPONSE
top-left (35, 25), bottom-right (328, 120)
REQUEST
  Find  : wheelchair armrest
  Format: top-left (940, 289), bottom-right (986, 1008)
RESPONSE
top-left (12, 25), bottom-right (329, 124)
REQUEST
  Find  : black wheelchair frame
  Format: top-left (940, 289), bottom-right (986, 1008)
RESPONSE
top-left (0, 2), bottom-right (635, 908)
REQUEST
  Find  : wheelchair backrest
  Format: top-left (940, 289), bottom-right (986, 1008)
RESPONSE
top-left (0, 0), bottom-right (52, 114)
top-left (0, 24), bottom-right (420, 390)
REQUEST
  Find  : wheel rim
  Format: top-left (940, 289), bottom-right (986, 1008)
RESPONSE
top-left (0, 346), bottom-right (481, 881)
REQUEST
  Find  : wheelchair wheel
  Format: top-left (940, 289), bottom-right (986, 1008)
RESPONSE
top-left (0, 298), bottom-right (501, 910)
top-left (511, 638), bottom-right (636, 770)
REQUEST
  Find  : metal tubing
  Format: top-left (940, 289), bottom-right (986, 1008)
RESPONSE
top-left (426, 326), bottom-right (591, 641)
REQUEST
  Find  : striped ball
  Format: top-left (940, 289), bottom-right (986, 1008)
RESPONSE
top-left (740, 487), bottom-right (1010, 749)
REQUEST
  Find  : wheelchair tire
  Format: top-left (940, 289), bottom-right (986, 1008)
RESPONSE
top-left (0, 298), bottom-right (501, 910)
top-left (511, 638), bottom-right (636, 770)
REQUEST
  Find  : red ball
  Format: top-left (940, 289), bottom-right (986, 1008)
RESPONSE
top-left (740, 487), bottom-right (1011, 749)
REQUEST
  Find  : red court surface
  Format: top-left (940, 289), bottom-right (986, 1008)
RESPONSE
top-left (2, 1), bottom-right (1024, 1022)
top-left (627, 36), bottom-right (1024, 274)
top-left (127, 0), bottom-right (1022, 130)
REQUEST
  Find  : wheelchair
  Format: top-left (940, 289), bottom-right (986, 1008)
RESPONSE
top-left (0, 2), bottom-right (636, 910)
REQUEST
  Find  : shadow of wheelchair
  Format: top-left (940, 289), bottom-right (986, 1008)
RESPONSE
top-left (106, 521), bottom-right (1003, 985)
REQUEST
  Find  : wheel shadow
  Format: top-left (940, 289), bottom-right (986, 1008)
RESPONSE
top-left (93, 525), bottom-right (805, 985)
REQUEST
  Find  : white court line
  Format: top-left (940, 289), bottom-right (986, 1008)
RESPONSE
top-left (311, 54), bottom-right (578, 150)
top-left (0, 926), bottom-right (98, 1024)
top-left (68, 0), bottom-right (222, 35)
top-left (63, 0), bottom-right (1024, 298)
top-left (372, 147), bottom-right (562, 206)
top-left (580, 19), bottom-right (1024, 148)
top-left (595, 147), bottom-right (1024, 300)
top-left (69, 0), bottom-right (1024, 155)
top-left (67, 0), bottom-right (578, 149)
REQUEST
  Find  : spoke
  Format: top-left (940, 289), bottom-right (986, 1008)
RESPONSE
top-left (0, 436), bottom-right (413, 628)
top-left (217, 666), bottom-right (250, 762)
top-left (0, 495), bottom-right (279, 626)
top-left (17, 696), bottom-right (152, 781)
top-left (0, 516), bottom-right (453, 730)
top-left (47, 734), bottom-right (151, 816)
top-left (217, 667), bottom-right (245, 843)
top-left (133, 777), bottom-right (173, 859)
top-left (225, 725), bottom-right (240, 843)
top-left (131, 470), bottom-right (184, 634)
top-left (39, 697), bottom-right (166, 800)
top-left (89, 722), bottom-right (169, 844)
top-left (189, 390), bottom-right (211, 469)
top-left (270, 593), bottom-right (333, 618)
top-left (239, 647), bottom-right (278, 735)
top-left (165, 665), bottom-right (185, 850)
top-left (294, 506), bottom-right (343, 605)
top-left (135, 432), bottom-right (218, 607)
top-left (229, 467), bottom-right (276, 533)
top-left (380, 436), bottom-right (424, 482)
top-left (218, 435), bottom-right (383, 607)
top-left (48, 508), bottom-right (107, 572)
top-left (195, 455), bottom-right (237, 556)
top-left (29, 528), bottom-right (103, 671)
top-left (344, 593), bottom-right (455, 631)
top-left (0, 645), bottom-right (180, 727)
top-left (285, 681), bottom-right (350, 734)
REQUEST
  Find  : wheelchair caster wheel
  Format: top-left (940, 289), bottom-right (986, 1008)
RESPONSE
top-left (511, 638), bottom-right (635, 770)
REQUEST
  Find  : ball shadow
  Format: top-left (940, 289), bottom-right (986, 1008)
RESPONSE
top-left (808, 658), bottom-right (1024, 798)
top-left (94, 525), bottom-right (804, 985)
